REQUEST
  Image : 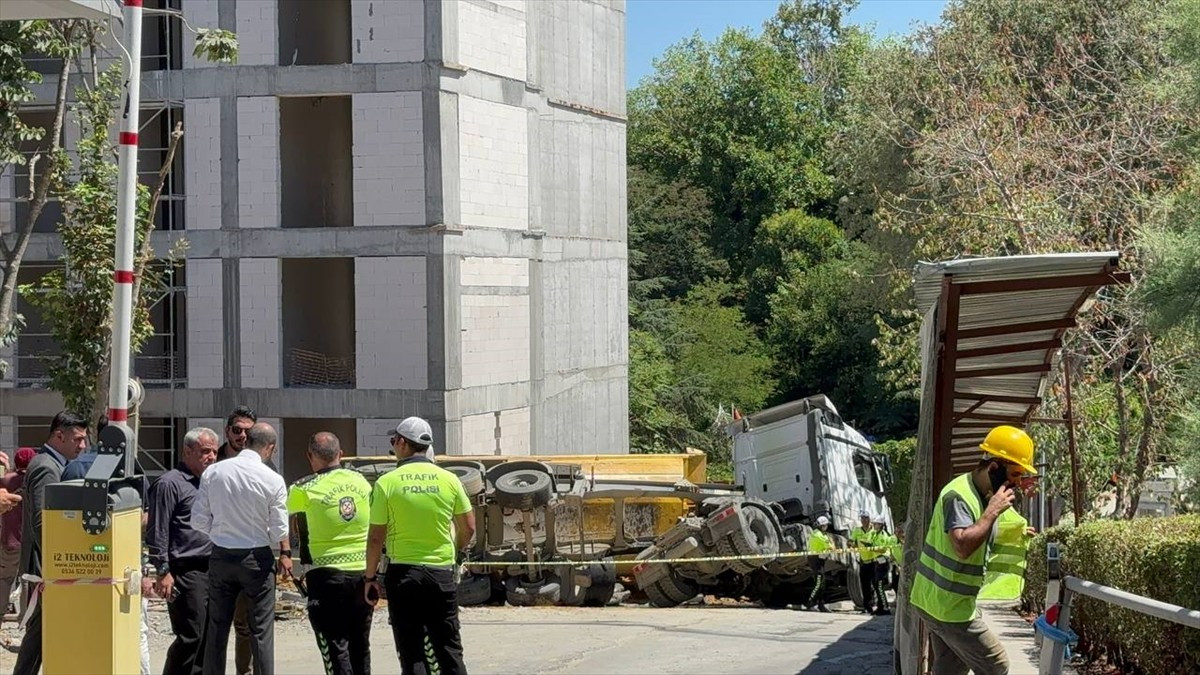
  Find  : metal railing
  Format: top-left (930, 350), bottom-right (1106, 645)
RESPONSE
top-left (1039, 549), bottom-right (1200, 674)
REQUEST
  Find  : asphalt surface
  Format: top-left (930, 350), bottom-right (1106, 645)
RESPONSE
top-left (133, 600), bottom-right (897, 675)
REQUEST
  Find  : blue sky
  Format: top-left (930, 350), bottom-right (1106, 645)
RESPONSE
top-left (626, 0), bottom-right (949, 88)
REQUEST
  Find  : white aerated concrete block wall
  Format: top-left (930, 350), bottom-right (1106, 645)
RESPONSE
top-left (460, 411), bottom-right (497, 455)
top-left (355, 257), bottom-right (427, 389)
top-left (352, 93), bottom-right (425, 227)
top-left (237, 97), bottom-right (280, 229)
top-left (239, 258), bottom-right (281, 388)
top-left (500, 407), bottom-right (530, 455)
top-left (0, 166), bottom-right (13, 233)
top-left (460, 294), bottom-right (530, 387)
top-left (358, 418), bottom-right (403, 456)
top-left (0, 416), bottom-right (15, 452)
top-left (186, 259), bottom-right (224, 389)
top-left (351, 0), bottom-right (424, 63)
top-left (458, 98), bottom-right (528, 230)
top-left (185, 98), bottom-right (221, 230)
top-left (457, 1), bottom-right (527, 81)
top-left (187, 418), bottom-right (224, 438)
top-left (236, 0), bottom-right (277, 66)
top-left (541, 259), bottom-right (627, 374)
top-left (460, 257), bottom-right (529, 287)
top-left (182, 0), bottom-right (219, 69)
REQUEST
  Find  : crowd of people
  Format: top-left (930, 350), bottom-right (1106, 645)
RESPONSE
top-left (0, 406), bottom-right (476, 675)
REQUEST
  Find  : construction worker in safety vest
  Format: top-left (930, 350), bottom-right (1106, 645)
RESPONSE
top-left (802, 515), bottom-right (832, 613)
top-left (910, 425), bottom-right (1037, 675)
top-left (852, 510), bottom-right (881, 613)
top-left (978, 504), bottom-right (1033, 600)
top-left (870, 515), bottom-right (892, 615)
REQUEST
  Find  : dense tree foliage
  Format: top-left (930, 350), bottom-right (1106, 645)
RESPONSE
top-left (627, 0), bottom-right (1200, 511)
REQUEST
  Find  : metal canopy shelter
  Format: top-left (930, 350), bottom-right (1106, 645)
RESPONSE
top-left (913, 252), bottom-right (1129, 486)
top-left (895, 251), bottom-right (1129, 675)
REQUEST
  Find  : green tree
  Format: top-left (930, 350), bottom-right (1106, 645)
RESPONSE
top-left (628, 28), bottom-right (831, 284)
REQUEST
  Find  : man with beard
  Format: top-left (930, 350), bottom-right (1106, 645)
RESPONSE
top-left (147, 427), bottom-right (219, 675)
top-left (909, 425), bottom-right (1038, 675)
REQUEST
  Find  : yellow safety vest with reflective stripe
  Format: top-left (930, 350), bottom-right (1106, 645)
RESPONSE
top-left (910, 473), bottom-right (988, 622)
top-left (853, 527), bottom-right (881, 562)
top-left (978, 507), bottom-right (1029, 600)
top-left (809, 529), bottom-right (831, 554)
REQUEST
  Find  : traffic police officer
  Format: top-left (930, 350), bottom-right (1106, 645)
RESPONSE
top-left (288, 432), bottom-right (374, 675)
top-left (851, 510), bottom-right (879, 613)
top-left (910, 425), bottom-right (1038, 675)
top-left (364, 417), bottom-right (476, 675)
top-left (803, 515), bottom-right (832, 612)
top-left (870, 515), bottom-right (892, 615)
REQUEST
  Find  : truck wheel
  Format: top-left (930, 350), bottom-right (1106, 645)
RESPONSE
top-left (441, 459), bottom-right (487, 473)
top-left (493, 470), bottom-right (553, 510)
top-left (847, 560), bottom-right (865, 609)
top-left (643, 574), bottom-right (699, 608)
top-left (505, 576), bottom-right (560, 606)
top-left (718, 504), bottom-right (781, 574)
top-left (446, 466), bottom-right (486, 497)
top-left (456, 574), bottom-right (492, 606)
top-left (583, 561), bottom-right (617, 606)
top-left (486, 460), bottom-right (553, 485)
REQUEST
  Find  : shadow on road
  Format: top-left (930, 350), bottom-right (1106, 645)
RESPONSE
top-left (795, 613), bottom-right (894, 675)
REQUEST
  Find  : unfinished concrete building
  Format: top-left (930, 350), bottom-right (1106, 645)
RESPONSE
top-left (0, 0), bottom-right (630, 480)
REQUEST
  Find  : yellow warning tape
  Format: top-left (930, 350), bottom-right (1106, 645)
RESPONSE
top-left (463, 545), bottom-right (893, 569)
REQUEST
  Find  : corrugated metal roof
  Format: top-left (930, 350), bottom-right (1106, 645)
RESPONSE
top-left (913, 251), bottom-right (1122, 473)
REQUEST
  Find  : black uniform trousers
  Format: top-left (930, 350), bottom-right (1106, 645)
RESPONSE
top-left (384, 564), bottom-right (468, 675)
top-left (858, 559), bottom-right (878, 611)
top-left (304, 567), bottom-right (374, 675)
top-left (202, 546), bottom-right (277, 675)
top-left (162, 557), bottom-right (210, 675)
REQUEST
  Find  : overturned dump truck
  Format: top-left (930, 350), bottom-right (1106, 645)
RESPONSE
top-left (341, 394), bottom-right (894, 610)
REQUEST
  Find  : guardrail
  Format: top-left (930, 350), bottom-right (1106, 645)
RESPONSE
top-left (1038, 554), bottom-right (1200, 674)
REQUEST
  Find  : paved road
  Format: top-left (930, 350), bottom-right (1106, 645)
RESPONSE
top-left (142, 602), bottom-right (896, 675)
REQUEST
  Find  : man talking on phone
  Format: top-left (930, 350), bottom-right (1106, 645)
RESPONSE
top-left (909, 425), bottom-right (1038, 675)
top-left (364, 418), bottom-right (475, 675)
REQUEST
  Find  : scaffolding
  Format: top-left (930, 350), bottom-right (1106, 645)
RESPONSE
top-left (5, 0), bottom-right (188, 466)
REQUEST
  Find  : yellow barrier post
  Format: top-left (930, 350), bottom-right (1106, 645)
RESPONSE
top-left (41, 422), bottom-right (144, 674)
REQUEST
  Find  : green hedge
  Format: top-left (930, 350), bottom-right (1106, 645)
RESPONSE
top-left (1020, 515), bottom-right (1200, 674)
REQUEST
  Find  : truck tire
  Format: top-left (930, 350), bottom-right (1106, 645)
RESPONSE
top-left (718, 504), bottom-right (781, 574)
top-left (505, 576), bottom-right (560, 606)
top-left (847, 560), bottom-right (865, 609)
top-left (456, 574), bottom-right (492, 606)
top-left (441, 459), bottom-right (487, 473)
top-left (643, 574), bottom-right (699, 608)
top-left (492, 470), bottom-right (553, 510)
top-left (445, 466), bottom-right (486, 497)
top-left (583, 561), bottom-right (617, 607)
top-left (486, 460), bottom-right (553, 485)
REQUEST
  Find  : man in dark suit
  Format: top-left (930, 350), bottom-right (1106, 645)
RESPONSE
top-left (12, 411), bottom-right (91, 675)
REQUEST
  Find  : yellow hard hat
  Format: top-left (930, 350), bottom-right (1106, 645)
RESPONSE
top-left (979, 425), bottom-right (1037, 475)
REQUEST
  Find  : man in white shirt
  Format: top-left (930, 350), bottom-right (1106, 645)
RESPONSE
top-left (193, 422), bottom-right (292, 675)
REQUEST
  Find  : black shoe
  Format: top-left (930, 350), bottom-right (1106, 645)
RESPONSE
top-left (818, 605), bottom-right (831, 613)
top-left (875, 608), bottom-right (891, 615)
